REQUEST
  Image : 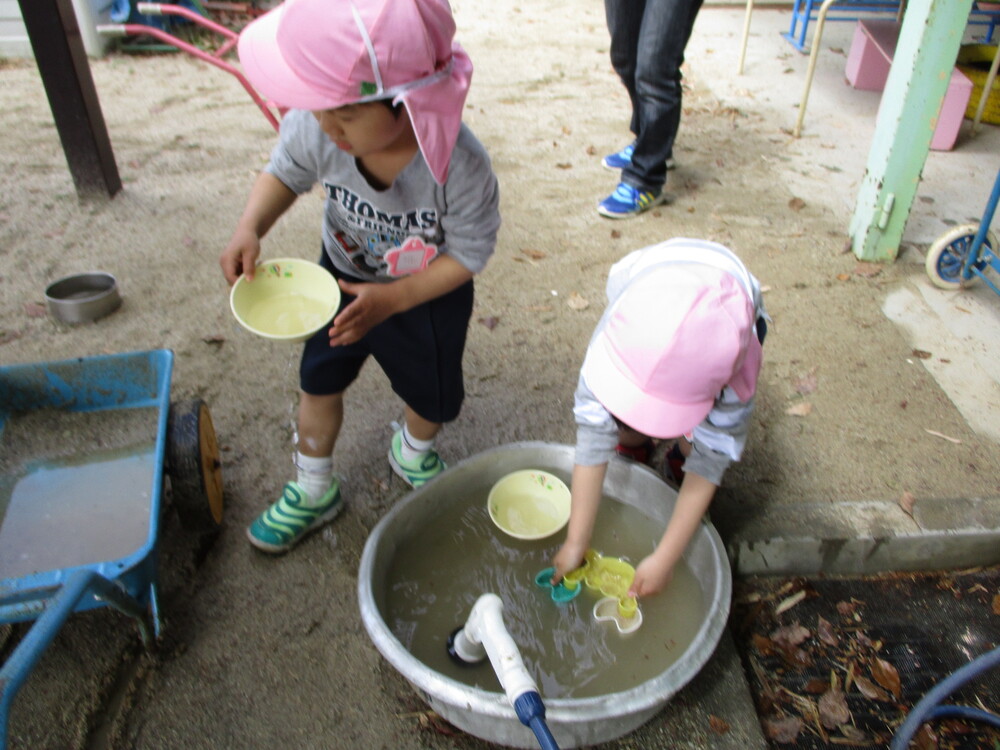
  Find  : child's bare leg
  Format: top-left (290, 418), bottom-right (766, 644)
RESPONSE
top-left (388, 404), bottom-right (445, 487)
top-left (246, 391), bottom-right (345, 553)
top-left (292, 391), bottom-right (343, 504)
top-left (297, 391), bottom-right (344, 457)
top-left (403, 403), bottom-right (440, 441)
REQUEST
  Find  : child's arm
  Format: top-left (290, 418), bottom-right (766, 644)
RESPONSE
top-left (327, 254), bottom-right (473, 347)
top-left (219, 172), bottom-right (298, 284)
top-left (629, 471), bottom-right (716, 597)
top-left (551, 462), bottom-right (608, 583)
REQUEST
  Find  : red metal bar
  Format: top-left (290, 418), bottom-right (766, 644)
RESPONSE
top-left (108, 22), bottom-right (281, 130)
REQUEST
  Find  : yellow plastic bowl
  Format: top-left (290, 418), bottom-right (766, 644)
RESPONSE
top-left (230, 258), bottom-right (341, 343)
top-left (487, 469), bottom-right (571, 540)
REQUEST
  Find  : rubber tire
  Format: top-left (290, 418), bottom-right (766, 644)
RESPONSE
top-left (166, 399), bottom-right (224, 534)
top-left (925, 223), bottom-right (996, 290)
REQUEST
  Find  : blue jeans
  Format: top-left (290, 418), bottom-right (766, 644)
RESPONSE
top-left (605, 0), bottom-right (704, 193)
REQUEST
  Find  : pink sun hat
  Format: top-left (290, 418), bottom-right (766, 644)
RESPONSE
top-left (237, 0), bottom-right (472, 185)
top-left (581, 263), bottom-right (763, 439)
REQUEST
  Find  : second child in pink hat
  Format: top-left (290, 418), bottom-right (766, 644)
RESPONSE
top-left (220, 0), bottom-right (501, 553)
top-left (551, 238), bottom-right (767, 597)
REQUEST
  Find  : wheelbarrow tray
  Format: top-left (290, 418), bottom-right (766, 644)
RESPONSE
top-left (0, 349), bottom-right (173, 625)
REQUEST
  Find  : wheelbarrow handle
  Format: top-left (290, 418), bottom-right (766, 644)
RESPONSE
top-left (0, 570), bottom-right (153, 750)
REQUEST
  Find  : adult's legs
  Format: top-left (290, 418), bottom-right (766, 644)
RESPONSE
top-left (605, 0), bottom-right (646, 137)
top-left (620, 0), bottom-right (704, 193)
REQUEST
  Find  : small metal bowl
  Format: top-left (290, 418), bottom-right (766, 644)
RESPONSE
top-left (45, 272), bottom-right (122, 324)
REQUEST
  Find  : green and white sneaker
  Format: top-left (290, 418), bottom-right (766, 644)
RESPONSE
top-left (387, 430), bottom-right (446, 488)
top-left (247, 480), bottom-right (343, 553)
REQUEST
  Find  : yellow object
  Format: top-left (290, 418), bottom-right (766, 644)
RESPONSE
top-left (957, 44), bottom-right (1000, 126)
top-left (487, 469), bottom-right (571, 540)
top-left (566, 549), bottom-right (643, 632)
top-left (230, 258), bottom-right (341, 342)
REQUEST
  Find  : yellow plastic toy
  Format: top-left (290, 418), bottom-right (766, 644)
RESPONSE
top-left (562, 549), bottom-right (643, 635)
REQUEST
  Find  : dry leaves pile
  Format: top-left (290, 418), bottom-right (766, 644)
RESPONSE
top-left (732, 572), bottom-right (1000, 749)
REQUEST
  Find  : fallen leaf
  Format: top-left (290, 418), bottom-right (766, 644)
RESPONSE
top-left (803, 678), bottom-right (828, 694)
top-left (763, 716), bottom-right (803, 743)
top-left (840, 724), bottom-right (868, 742)
top-left (870, 657), bottom-right (901, 700)
top-left (853, 262), bottom-right (882, 278)
top-left (836, 273), bottom-right (851, 281)
top-left (924, 429), bottom-right (961, 444)
top-left (555, 162), bottom-right (573, 170)
top-left (521, 248), bottom-right (546, 261)
top-left (819, 688), bottom-right (850, 729)
top-left (817, 615), bottom-right (838, 646)
top-left (752, 633), bottom-right (775, 655)
top-left (585, 145), bottom-right (596, 155)
top-left (775, 589), bottom-right (807, 614)
top-left (854, 675), bottom-right (891, 702)
top-left (792, 367), bottom-right (818, 395)
top-left (478, 316), bottom-right (499, 330)
top-left (837, 600), bottom-right (859, 616)
top-left (788, 197), bottom-right (806, 211)
top-left (898, 491), bottom-right (916, 518)
top-left (771, 623), bottom-right (811, 648)
top-left (708, 715), bottom-right (731, 734)
top-left (610, 229), bottom-right (621, 239)
top-left (202, 335), bottom-right (226, 346)
top-left (566, 292), bottom-right (589, 311)
top-left (913, 723), bottom-right (938, 750)
top-left (911, 349), bottom-right (932, 359)
top-left (785, 402), bottom-right (813, 417)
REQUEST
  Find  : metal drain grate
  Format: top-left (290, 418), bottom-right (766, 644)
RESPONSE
top-left (731, 567), bottom-right (1000, 748)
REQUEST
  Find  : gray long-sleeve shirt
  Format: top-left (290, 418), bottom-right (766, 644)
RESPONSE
top-left (574, 239), bottom-right (767, 485)
top-left (265, 109), bottom-right (500, 281)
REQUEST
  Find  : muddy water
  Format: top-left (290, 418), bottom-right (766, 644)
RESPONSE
top-left (384, 486), bottom-right (706, 699)
top-left (0, 407), bottom-right (159, 579)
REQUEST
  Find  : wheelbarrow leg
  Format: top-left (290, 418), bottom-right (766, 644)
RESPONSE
top-left (0, 569), bottom-right (154, 750)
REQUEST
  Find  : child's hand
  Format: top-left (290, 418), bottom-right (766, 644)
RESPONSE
top-left (219, 227), bottom-right (261, 285)
top-left (551, 539), bottom-right (588, 585)
top-left (327, 279), bottom-right (400, 346)
top-left (629, 553), bottom-right (674, 598)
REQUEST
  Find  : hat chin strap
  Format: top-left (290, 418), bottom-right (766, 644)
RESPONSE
top-left (350, 1), bottom-right (453, 104)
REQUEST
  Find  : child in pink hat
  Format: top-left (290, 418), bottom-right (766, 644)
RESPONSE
top-left (219, 0), bottom-right (500, 553)
top-left (551, 238), bottom-right (767, 597)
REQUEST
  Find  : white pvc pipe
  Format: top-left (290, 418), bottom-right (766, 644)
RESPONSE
top-left (454, 594), bottom-right (538, 705)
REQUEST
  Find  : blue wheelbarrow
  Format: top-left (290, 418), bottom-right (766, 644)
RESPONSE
top-left (0, 349), bottom-right (223, 749)
top-left (925, 166), bottom-right (1000, 295)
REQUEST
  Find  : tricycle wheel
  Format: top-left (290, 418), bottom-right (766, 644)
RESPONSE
top-left (925, 224), bottom-right (996, 290)
top-left (167, 399), bottom-right (224, 534)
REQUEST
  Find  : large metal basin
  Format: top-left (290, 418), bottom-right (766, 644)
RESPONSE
top-left (358, 442), bottom-right (732, 749)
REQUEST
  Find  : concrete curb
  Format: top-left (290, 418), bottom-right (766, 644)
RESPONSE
top-left (713, 496), bottom-right (1000, 576)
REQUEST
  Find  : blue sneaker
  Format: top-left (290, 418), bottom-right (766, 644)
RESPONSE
top-left (601, 142), bottom-right (676, 171)
top-left (247, 480), bottom-right (343, 553)
top-left (597, 183), bottom-right (666, 219)
top-left (601, 142), bottom-right (635, 170)
top-left (388, 430), bottom-right (446, 487)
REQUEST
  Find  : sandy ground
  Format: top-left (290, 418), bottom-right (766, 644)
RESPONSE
top-left (2, 1), bottom-right (999, 748)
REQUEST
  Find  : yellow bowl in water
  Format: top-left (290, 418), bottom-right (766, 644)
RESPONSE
top-left (230, 258), bottom-right (341, 343)
top-left (487, 469), bottom-right (571, 540)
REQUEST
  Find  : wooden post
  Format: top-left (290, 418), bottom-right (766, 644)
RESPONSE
top-left (18, 0), bottom-right (122, 200)
top-left (849, 0), bottom-right (973, 261)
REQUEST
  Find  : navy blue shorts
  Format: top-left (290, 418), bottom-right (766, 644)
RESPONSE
top-left (299, 250), bottom-right (474, 424)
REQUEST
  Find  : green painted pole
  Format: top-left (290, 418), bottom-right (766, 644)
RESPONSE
top-left (849, 0), bottom-right (973, 261)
